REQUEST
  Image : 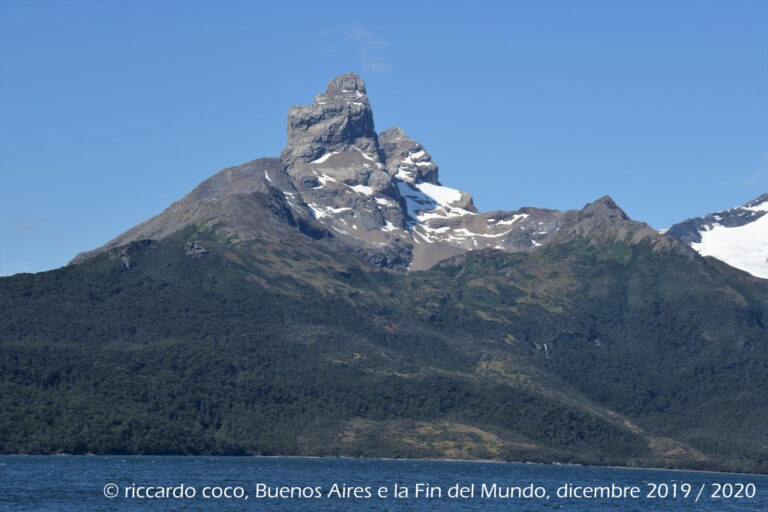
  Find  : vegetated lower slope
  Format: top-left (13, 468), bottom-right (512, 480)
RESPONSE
top-left (420, 237), bottom-right (768, 473)
top-left (0, 232), bottom-right (647, 466)
top-left (2, 221), bottom-right (767, 473)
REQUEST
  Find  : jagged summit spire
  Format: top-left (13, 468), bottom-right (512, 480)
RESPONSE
top-left (315, 73), bottom-right (370, 106)
top-left (282, 73), bottom-right (378, 166)
top-left (324, 72), bottom-right (366, 94)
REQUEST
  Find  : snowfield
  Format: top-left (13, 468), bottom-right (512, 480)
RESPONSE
top-left (691, 212), bottom-right (768, 279)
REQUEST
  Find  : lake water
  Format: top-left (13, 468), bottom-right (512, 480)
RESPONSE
top-left (0, 456), bottom-right (765, 511)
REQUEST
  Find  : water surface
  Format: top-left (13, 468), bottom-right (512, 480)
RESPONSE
top-left (1, 456), bottom-right (765, 510)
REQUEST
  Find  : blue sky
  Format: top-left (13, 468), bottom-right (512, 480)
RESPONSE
top-left (1, 0), bottom-right (766, 275)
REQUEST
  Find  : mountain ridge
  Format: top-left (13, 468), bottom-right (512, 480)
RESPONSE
top-left (73, 73), bottom-right (692, 273)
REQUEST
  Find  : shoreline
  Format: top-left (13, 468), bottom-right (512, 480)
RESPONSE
top-left (2, 453), bottom-right (766, 478)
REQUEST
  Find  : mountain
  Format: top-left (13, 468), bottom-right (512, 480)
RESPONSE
top-left (2, 73), bottom-right (768, 473)
top-left (665, 194), bottom-right (768, 279)
top-left (72, 73), bottom-right (661, 272)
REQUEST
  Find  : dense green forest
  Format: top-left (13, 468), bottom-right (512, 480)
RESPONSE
top-left (1, 232), bottom-right (767, 473)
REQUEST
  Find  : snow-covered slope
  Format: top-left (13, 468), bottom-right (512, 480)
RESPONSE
top-left (666, 194), bottom-right (768, 279)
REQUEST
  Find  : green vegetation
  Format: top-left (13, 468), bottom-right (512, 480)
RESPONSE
top-left (1, 234), bottom-right (767, 473)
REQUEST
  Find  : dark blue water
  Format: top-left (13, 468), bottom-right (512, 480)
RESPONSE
top-left (0, 456), bottom-right (765, 511)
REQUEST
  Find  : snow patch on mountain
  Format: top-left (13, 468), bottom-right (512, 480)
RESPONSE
top-left (396, 181), bottom-right (472, 224)
top-left (691, 211), bottom-right (768, 279)
top-left (497, 213), bottom-right (529, 225)
top-left (415, 182), bottom-right (463, 206)
top-left (667, 194), bottom-right (768, 279)
top-left (349, 184), bottom-right (373, 195)
top-left (745, 201), bottom-right (768, 213)
top-left (313, 172), bottom-right (337, 186)
top-left (311, 152), bottom-right (339, 164)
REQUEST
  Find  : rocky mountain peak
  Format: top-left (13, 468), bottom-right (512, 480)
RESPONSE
top-left (281, 73), bottom-right (379, 168)
top-left (580, 196), bottom-right (630, 221)
top-left (72, 73), bottom-right (672, 273)
top-left (379, 127), bottom-right (440, 185)
top-left (323, 72), bottom-right (367, 96)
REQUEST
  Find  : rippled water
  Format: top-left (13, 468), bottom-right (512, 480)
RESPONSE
top-left (1, 456), bottom-right (766, 511)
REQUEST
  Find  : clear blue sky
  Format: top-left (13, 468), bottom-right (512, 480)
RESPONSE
top-left (1, 0), bottom-right (766, 275)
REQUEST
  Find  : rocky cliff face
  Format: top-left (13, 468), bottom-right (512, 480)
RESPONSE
top-left (277, 74), bottom-right (411, 267)
top-left (378, 127), bottom-right (439, 185)
top-left (73, 73), bottom-right (671, 270)
top-left (282, 73), bottom-right (380, 168)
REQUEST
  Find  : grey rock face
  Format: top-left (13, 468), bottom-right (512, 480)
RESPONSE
top-left (282, 73), bottom-right (382, 169)
top-left (577, 195), bottom-right (629, 222)
top-left (277, 74), bottom-right (408, 265)
top-left (276, 75), bottom-right (411, 266)
top-left (554, 196), bottom-right (661, 246)
top-left (379, 127), bottom-right (439, 185)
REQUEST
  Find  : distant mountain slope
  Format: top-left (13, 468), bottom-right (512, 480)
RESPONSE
top-left (666, 194), bottom-right (768, 279)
